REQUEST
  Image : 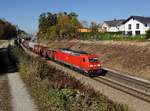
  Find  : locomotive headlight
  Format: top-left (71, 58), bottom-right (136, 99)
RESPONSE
top-left (90, 65), bottom-right (94, 67)
top-left (97, 64), bottom-right (101, 67)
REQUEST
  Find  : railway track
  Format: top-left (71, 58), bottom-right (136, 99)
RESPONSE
top-left (93, 76), bottom-right (150, 103)
top-left (104, 68), bottom-right (150, 93)
top-left (20, 43), bottom-right (150, 103)
top-left (98, 68), bottom-right (150, 103)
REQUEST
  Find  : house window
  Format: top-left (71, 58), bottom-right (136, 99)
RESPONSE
top-left (136, 24), bottom-right (140, 29)
top-left (135, 31), bottom-right (140, 35)
top-left (127, 31), bottom-right (132, 35)
top-left (103, 27), bottom-right (107, 30)
top-left (128, 24), bottom-right (132, 30)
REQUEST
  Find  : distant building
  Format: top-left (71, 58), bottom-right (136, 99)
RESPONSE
top-left (102, 19), bottom-right (125, 32)
top-left (78, 28), bottom-right (91, 33)
top-left (123, 16), bottom-right (150, 36)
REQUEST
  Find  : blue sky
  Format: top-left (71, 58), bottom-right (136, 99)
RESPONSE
top-left (0, 0), bottom-right (150, 33)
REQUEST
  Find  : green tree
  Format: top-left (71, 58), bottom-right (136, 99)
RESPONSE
top-left (39, 13), bottom-right (48, 33)
top-left (39, 12), bottom-right (57, 33)
top-left (46, 26), bottom-right (59, 40)
top-left (68, 12), bottom-right (78, 18)
top-left (90, 21), bottom-right (98, 33)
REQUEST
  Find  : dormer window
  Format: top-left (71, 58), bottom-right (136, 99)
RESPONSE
top-left (128, 24), bottom-right (132, 30)
top-left (136, 24), bottom-right (140, 29)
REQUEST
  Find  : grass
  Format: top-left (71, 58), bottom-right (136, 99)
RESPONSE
top-left (9, 45), bottom-right (129, 111)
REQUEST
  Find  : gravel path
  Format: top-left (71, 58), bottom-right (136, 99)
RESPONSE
top-left (8, 72), bottom-right (38, 111)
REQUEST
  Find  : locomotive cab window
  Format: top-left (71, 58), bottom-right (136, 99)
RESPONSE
top-left (83, 58), bottom-right (85, 62)
top-left (89, 58), bottom-right (98, 62)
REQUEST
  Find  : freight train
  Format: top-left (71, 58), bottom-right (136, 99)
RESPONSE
top-left (20, 40), bottom-right (102, 77)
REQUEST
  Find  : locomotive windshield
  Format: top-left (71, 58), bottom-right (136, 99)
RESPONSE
top-left (89, 58), bottom-right (98, 62)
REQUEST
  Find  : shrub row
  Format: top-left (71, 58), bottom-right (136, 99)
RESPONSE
top-left (146, 30), bottom-right (150, 39)
top-left (38, 31), bottom-right (147, 41)
top-left (78, 32), bottom-right (146, 41)
top-left (10, 45), bottom-right (129, 111)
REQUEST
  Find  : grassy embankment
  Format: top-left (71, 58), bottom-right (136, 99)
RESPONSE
top-left (9, 45), bottom-right (129, 111)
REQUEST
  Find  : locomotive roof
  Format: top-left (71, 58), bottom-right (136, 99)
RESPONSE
top-left (60, 48), bottom-right (88, 56)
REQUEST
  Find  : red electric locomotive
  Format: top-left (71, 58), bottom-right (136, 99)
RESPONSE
top-left (53, 48), bottom-right (102, 76)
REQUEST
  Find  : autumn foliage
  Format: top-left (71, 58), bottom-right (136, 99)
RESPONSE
top-left (37, 12), bottom-right (82, 40)
top-left (0, 19), bottom-right (17, 39)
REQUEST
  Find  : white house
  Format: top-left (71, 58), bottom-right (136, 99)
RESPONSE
top-left (123, 16), bottom-right (150, 36)
top-left (102, 19), bottom-right (125, 32)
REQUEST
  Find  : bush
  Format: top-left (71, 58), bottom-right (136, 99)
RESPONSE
top-left (0, 19), bottom-right (17, 40)
top-left (146, 30), bottom-right (150, 39)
